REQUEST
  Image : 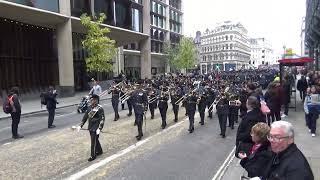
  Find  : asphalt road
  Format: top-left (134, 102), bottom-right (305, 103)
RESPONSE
top-left (0, 101), bottom-right (237, 180)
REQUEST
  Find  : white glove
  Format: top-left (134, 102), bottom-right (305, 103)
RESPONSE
top-left (76, 126), bottom-right (81, 132)
top-left (250, 177), bottom-right (261, 180)
top-left (96, 129), bottom-right (100, 135)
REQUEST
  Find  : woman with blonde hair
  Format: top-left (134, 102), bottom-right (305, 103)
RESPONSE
top-left (238, 122), bottom-right (273, 178)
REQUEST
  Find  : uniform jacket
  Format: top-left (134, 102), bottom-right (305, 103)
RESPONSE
top-left (8, 93), bottom-right (21, 114)
top-left (133, 90), bottom-right (148, 115)
top-left (80, 105), bottom-right (105, 132)
top-left (186, 95), bottom-right (197, 112)
top-left (264, 144), bottom-right (314, 180)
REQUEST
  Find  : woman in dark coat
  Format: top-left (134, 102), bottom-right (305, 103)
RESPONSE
top-left (236, 96), bottom-right (266, 156)
top-left (238, 122), bottom-right (273, 178)
top-left (282, 75), bottom-right (291, 117)
top-left (264, 82), bottom-right (282, 125)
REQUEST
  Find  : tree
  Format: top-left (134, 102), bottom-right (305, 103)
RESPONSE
top-left (173, 37), bottom-right (196, 71)
top-left (163, 41), bottom-right (178, 70)
top-left (80, 13), bottom-right (117, 73)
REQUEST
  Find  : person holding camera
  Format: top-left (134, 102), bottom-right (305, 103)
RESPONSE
top-left (47, 86), bottom-right (58, 128)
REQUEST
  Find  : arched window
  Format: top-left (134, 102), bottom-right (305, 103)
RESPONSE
top-left (230, 44), bottom-right (233, 50)
top-left (226, 53), bottom-right (228, 60)
top-left (226, 44), bottom-right (228, 50)
top-left (226, 35), bottom-right (228, 40)
top-left (230, 35), bottom-right (233, 40)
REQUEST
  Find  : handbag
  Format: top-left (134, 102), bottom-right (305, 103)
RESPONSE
top-left (260, 100), bottom-right (271, 115)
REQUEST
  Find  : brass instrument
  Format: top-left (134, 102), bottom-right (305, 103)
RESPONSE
top-left (175, 87), bottom-right (198, 105)
top-left (208, 86), bottom-right (230, 112)
top-left (119, 85), bottom-right (136, 103)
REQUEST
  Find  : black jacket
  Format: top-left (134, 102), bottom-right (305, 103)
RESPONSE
top-left (297, 78), bottom-right (308, 92)
top-left (240, 142), bottom-right (273, 178)
top-left (264, 144), bottom-right (314, 180)
top-left (236, 108), bottom-right (265, 145)
top-left (9, 93), bottom-right (21, 114)
top-left (46, 92), bottom-right (58, 110)
top-left (80, 105), bottom-right (105, 132)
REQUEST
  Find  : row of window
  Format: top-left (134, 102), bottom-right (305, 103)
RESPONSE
top-left (202, 35), bottom-right (234, 44)
top-left (169, 0), bottom-right (181, 10)
top-left (170, 10), bottom-right (181, 23)
top-left (202, 44), bottom-right (235, 52)
top-left (202, 53), bottom-right (250, 61)
top-left (170, 22), bottom-right (181, 33)
top-left (5, 0), bottom-right (59, 12)
top-left (150, 28), bottom-right (165, 41)
top-left (151, 1), bottom-right (166, 16)
top-left (151, 14), bottom-right (166, 29)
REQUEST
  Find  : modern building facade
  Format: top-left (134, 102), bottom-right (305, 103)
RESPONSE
top-left (199, 21), bottom-right (250, 74)
top-left (301, 17), bottom-right (309, 57)
top-left (249, 38), bottom-right (274, 68)
top-left (0, 0), bottom-right (183, 97)
top-left (193, 31), bottom-right (201, 66)
top-left (305, 0), bottom-right (320, 70)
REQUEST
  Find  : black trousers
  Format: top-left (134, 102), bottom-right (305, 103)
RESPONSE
top-left (89, 131), bottom-right (102, 158)
top-left (10, 112), bottom-right (21, 137)
top-left (188, 111), bottom-right (195, 130)
top-left (112, 100), bottom-right (119, 119)
top-left (267, 110), bottom-right (281, 125)
top-left (218, 113), bottom-right (227, 136)
top-left (309, 108), bottom-right (319, 134)
top-left (228, 113), bottom-right (236, 128)
top-left (207, 102), bottom-right (213, 118)
top-left (284, 103), bottom-right (289, 115)
top-left (172, 104), bottom-right (179, 121)
top-left (135, 113), bottom-right (144, 136)
top-left (159, 106), bottom-right (168, 127)
top-left (199, 110), bottom-right (205, 124)
top-left (47, 108), bottom-right (55, 127)
top-left (127, 100), bottom-right (133, 114)
top-left (299, 90), bottom-right (306, 100)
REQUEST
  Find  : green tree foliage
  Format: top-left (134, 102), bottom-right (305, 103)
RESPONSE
top-left (173, 37), bottom-right (196, 70)
top-left (163, 41), bottom-right (178, 69)
top-left (80, 13), bottom-right (117, 72)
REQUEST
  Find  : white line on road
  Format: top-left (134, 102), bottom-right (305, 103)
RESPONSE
top-left (66, 119), bottom-right (186, 180)
top-left (211, 146), bottom-right (236, 180)
top-left (3, 142), bottom-right (11, 146)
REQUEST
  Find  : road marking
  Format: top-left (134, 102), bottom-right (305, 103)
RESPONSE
top-left (3, 142), bottom-right (11, 146)
top-left (211, 146), bottom-right (236, 180)
top-left (66, 119), bottom-right (186, 180)
top-left (56, 112), bottom-right (77, 118)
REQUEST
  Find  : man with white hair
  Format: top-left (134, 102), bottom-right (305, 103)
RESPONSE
top-left (264, 121), bottom-right (314, 180)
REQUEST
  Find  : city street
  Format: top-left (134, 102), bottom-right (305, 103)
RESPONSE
top-left (0, 102), bottom-right (236, 180)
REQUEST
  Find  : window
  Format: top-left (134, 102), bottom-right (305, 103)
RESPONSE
top-left (226, 35), bottom-right (228, 40)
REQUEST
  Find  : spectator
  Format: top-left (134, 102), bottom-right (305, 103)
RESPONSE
top-left (46, 86), bottom-right (58, 128)
top-left (236, 96), bottom-right (265, 157)
top-left (297, 75), bottom-right (308, 100)
top-left (238, 122), bottom-right (273, 178)
top-left (306, 85), bottom-right (320, 137)
top-left (281, 75), bottom-right (291, 118)
top-left (8, 87), bottom-right (23, 139)
top-left (89, 79), bottom-right (102, 102)
top-left (264, 121), bottom-right (314, 180)
top-left (264, 82), bottom-right (282, 125)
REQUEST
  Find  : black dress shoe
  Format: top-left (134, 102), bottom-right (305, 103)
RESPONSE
top-left (221, 135), bottom-right (226, 138)
top-left (127, 113), bottom-right (132, 117)
top-left (48, 125), bottom-right (56, 128)
top-left (174, 119), bottom-right (178, 122)
top-left (136, 136), bottom-right (142, 141)
top-left (96, 152), bottom-right (103, 156)
top-left (13, 135), bottom-right (24, 139)
top-left (88, 156), bottom-right (96, 161)
top-left (189, 129), bottom-right (194, 133)
top-left (151, 116), bottom-right (154, 119)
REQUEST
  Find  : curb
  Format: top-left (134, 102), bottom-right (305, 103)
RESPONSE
top-left (212, 146), bottom-right (236, 180)
top-left (0, 97), bottom-right (111, 121)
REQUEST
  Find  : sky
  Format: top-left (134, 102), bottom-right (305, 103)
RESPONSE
top-left (183, 0), bottom-right (306, 55)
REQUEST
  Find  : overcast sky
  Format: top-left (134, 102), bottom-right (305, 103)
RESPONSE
top-left (184, 0), bottom-right (306, 55)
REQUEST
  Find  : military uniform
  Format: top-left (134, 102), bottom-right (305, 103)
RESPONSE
top-left (132, 88), bottom-right (148, 140)
top-left (158, 88), bottom-right (169, 129)
top-left (186, 93), bottom-right (197, 133)
top-left (80, 103), bottom-right (105, 161)
top-left (216, 95), bottom-right (229, 138)
top-left (171, 87), bottom-right (182, 122)
top-left (148, 88), bottom-right (157, 119)
top-left (206, 86), bottom-right (216, 119)
top-left (198, 90), bottom-right (207, 125)
top-left (108, 88), bottom-right (120, 121)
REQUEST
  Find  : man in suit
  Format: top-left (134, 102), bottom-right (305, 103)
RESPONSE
top-left (78, 94), bottom-right (105, 161)
top-left (46, 86), bottom-right (58, 128)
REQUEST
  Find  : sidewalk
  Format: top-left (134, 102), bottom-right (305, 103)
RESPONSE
top-left (221, 100), bottom-right (320, 180)
top-left (0, 91), bottom-right (111, 120)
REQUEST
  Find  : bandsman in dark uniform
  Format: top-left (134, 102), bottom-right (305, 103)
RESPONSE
top-left (108, 82), bottom-right (121, 121)
top-left (197, 84), bottom-right (207, 125)
top-left (206, 84), bottom-right (216, 119)
top-left (228, 93), bottom-right (240, 129)
top-left (148, 86), bottom-right (157, 119)
top-left (158, 85), bottom-right (169, 129)
top-left (78, 94), bottom-right (105, 161)
top-left (132, 81), bottom-right (148, 140)
top-left (170, 86), bottom-right (183, 122)
top-left (185, 89), bottom-right (198, 133)
top-left (216, 90), bottom-right (229, 138)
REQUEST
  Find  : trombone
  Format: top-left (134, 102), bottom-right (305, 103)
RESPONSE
top-left (175, 87), bottom-right (198, 105)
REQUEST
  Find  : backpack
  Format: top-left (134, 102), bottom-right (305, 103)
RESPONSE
top-left (3, 95), bottom-right (13, 114)
top-left (40, 92), bottom-right (48, 105)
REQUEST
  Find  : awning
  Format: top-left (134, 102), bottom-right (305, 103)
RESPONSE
top-left (278, 57), bottom-right (314, 66)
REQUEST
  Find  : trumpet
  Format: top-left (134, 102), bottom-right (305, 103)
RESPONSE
top-left (108, 82), bottom-right (122, 91)
top-left (148, 96), bottom-right (158, 104)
